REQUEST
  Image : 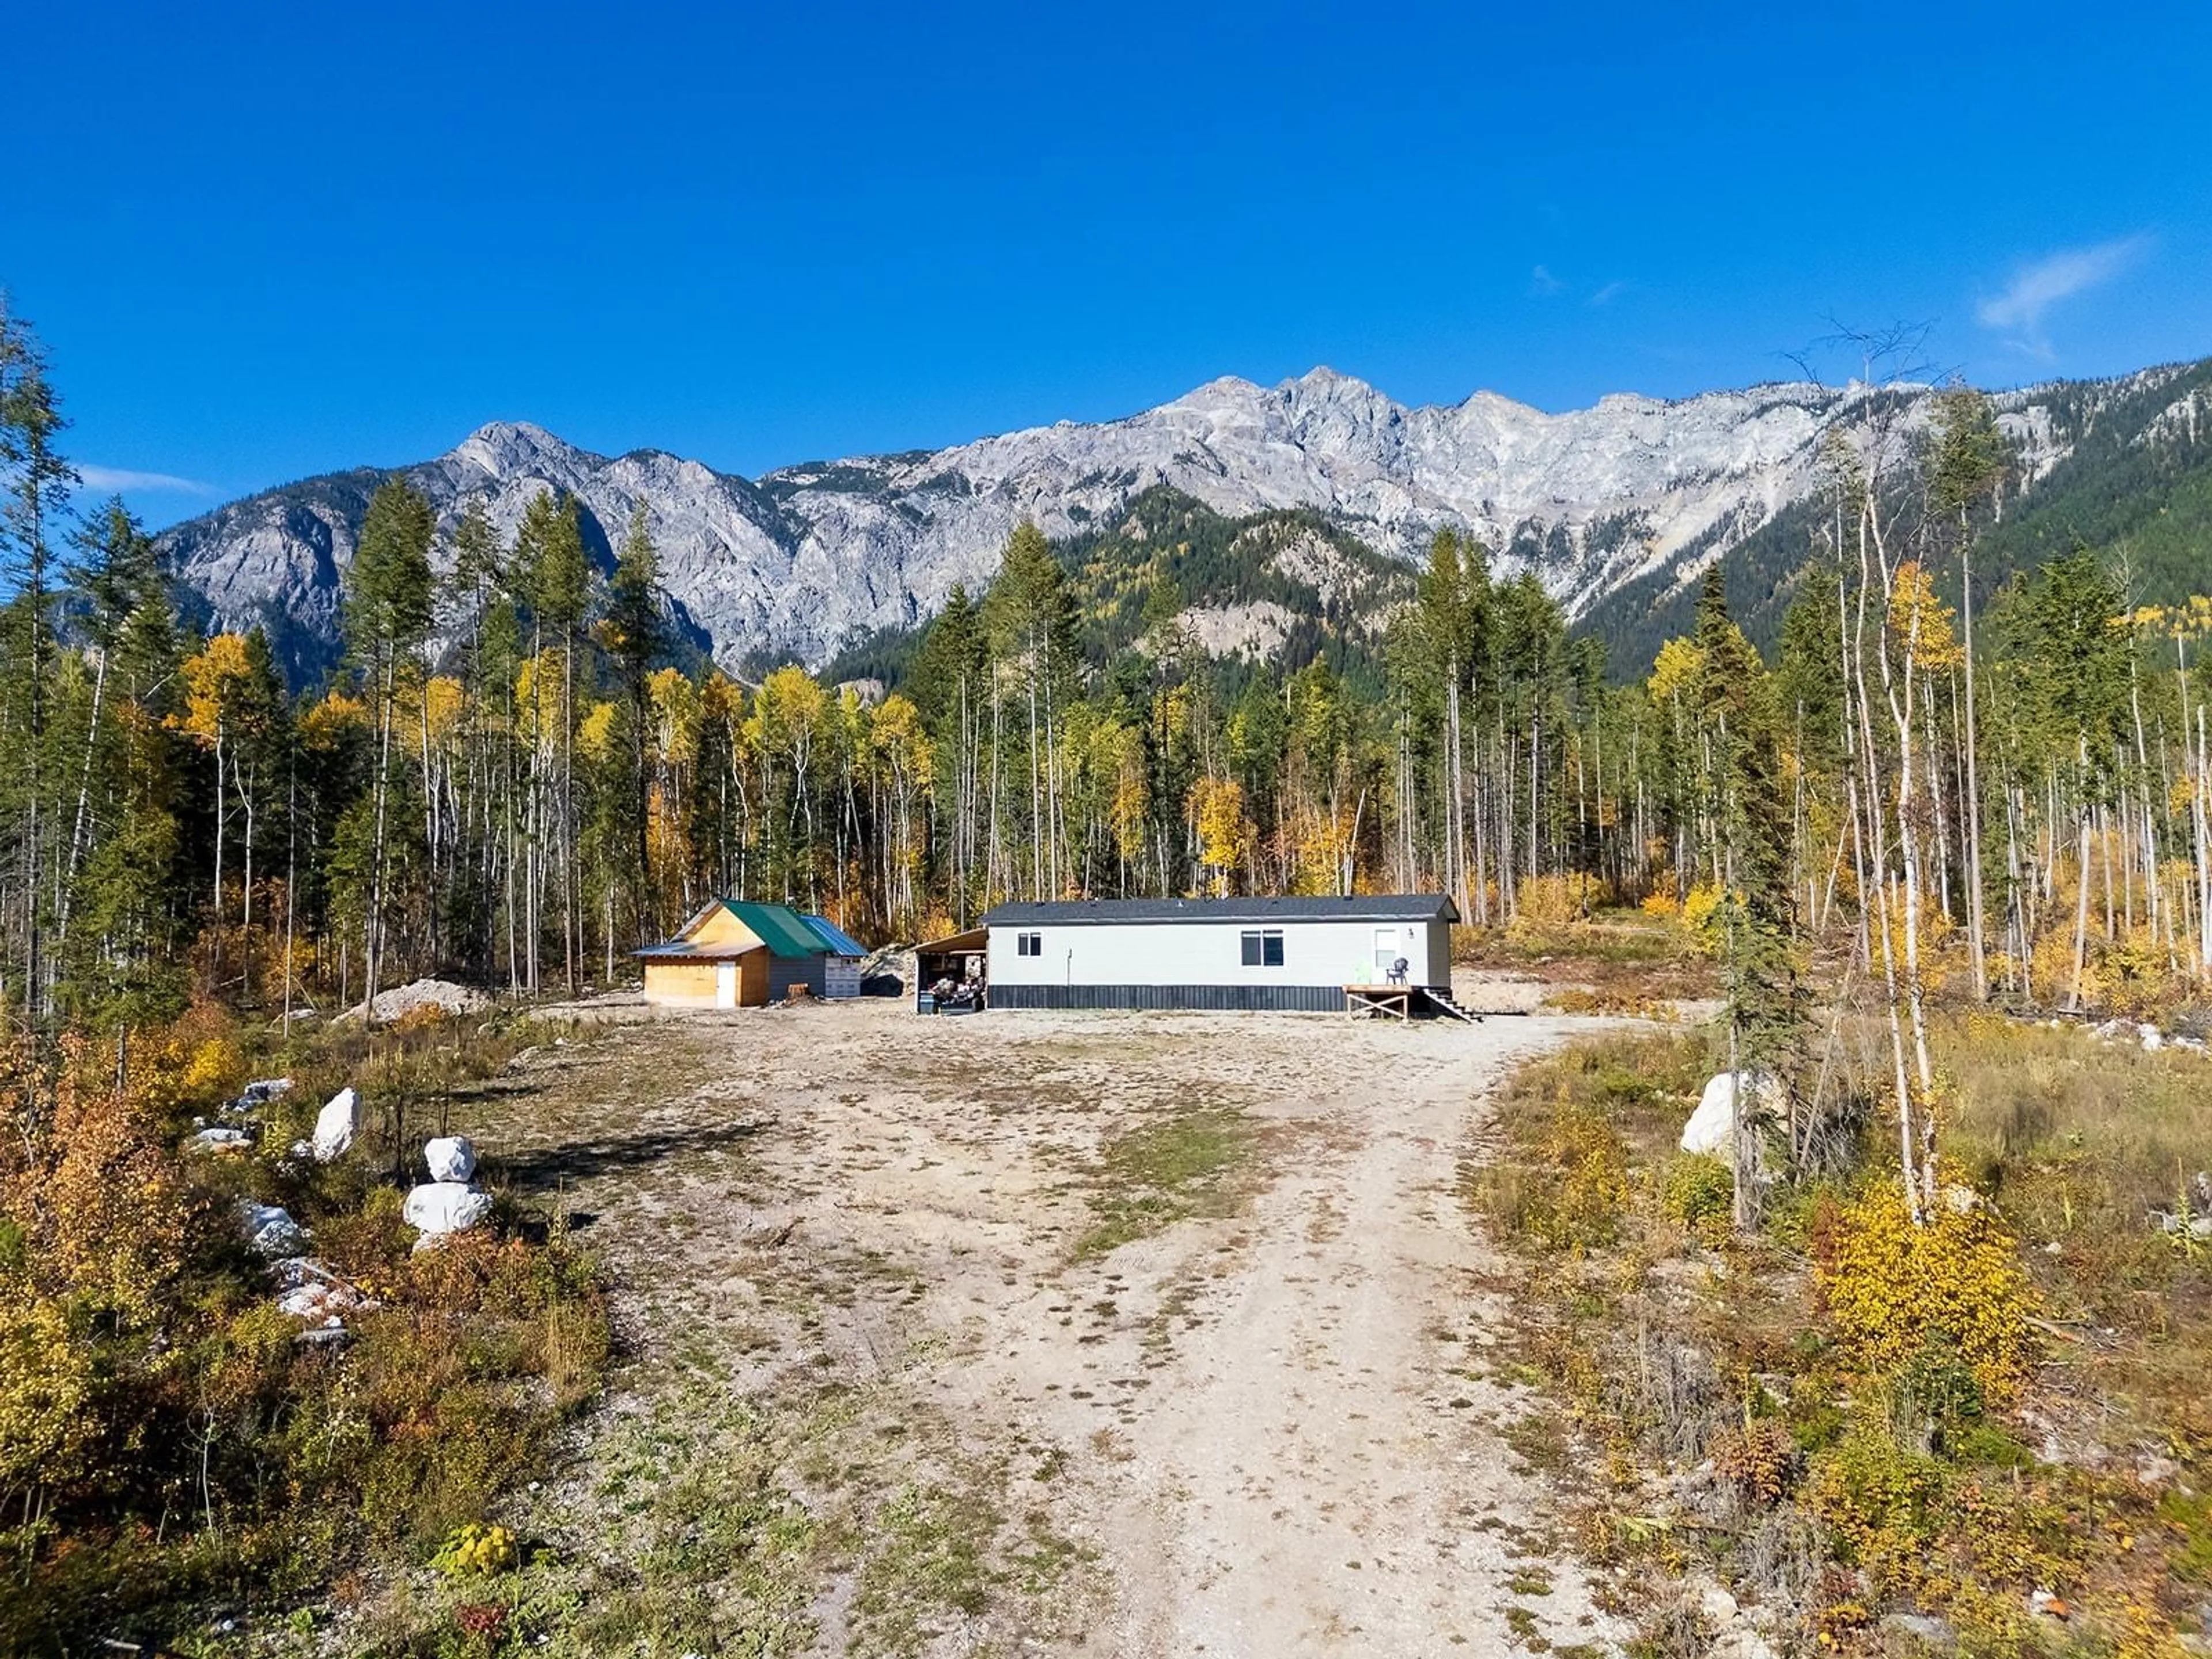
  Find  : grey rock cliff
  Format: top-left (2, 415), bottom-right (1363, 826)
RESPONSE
top-left (155, 362), bottom-right (2186, 680)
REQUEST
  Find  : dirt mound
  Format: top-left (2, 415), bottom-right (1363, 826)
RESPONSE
top-left (338, 978), bottom-right (492, 1024)
top-left (861, 944), bottom-right (915, 995)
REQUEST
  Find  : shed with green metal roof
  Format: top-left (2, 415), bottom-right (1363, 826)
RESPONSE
top-left (634, 898), bottom-right (849, 1007)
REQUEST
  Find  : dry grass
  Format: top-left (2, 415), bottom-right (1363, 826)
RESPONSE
top-left (1941, 1013), bottom-right (2212, 1220)
top-left (1454, 910), bottom-right (1722, 1006)
top-left (1074, 1106), bottom-right (1262, 1259)
top-left (1932, 1013), bottom-right (2212, 1457)
top-left (1469, 1013), bottom-right (2212, 1656)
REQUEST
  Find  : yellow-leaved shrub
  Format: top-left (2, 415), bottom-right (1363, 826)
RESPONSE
top-left (0, 1297), bottom-right (99, 1498)
top-left (1508, 872), bottom-right (1612, 930)
top-left (1803, 1426), bottom-right (1951, 1593)
top-left (1681, 881), bottom-right (1724, 933)
top-left (1814, 1183), bottom-right (2039, 1403)
top-left (180, 1036), bottom-right (247, 1107)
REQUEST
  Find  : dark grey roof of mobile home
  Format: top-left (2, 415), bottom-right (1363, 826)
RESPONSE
top-left (980, 895), bottom-right (1459, 927)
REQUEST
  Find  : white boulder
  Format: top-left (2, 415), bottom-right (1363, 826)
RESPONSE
top-left (238, 1199), bottom-right (308, 1257)
top-left (311, 1087), bottom-right (358, 1162)
top-left (2139, 1023), bottom-right (2164, 1052)
top-left (1681, 1070), bottom-right (1776, 1157)
top-left (403, 1180), bottom-right (493, 1238)
top-left (273, 1257), bottom-right (377, 1321)
top-left (425, 1134), bottom-right (476, 1183)
top-left (189, 1125), bottom-right (253, 1153)
top-left (241, 1077), bottom-right (294, 1104)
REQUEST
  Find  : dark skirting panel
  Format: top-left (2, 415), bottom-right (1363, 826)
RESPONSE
top-left (769, 955), bottom-right (826, 999)
top-left (989, 983), bottom-right (1347, 1013)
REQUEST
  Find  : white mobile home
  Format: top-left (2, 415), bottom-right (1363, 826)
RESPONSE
top-left (979, 895), bottom-right (1457, 1012)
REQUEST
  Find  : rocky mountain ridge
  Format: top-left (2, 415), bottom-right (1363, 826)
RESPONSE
top-left (155, 360), bottom-right (2208, 682)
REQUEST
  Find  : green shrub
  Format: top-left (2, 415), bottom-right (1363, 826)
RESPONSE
top-left (1519, 1106), bottom-right (1632, 1251)
top-left (2164, 1488), bottom-right (2212, 1584)
top-left (1891, 1341), bottom-right (1988, 1455)
top-left (1947, 1423), bottom-right (2033, 1469)
top-left (1803, 1427), bottom-right (1950, 1591)
top-left (1661, 1156), bottom-right (1734, 1243)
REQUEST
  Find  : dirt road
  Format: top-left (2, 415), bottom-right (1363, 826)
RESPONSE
top-left (476, 998), bottom-right (1625, 1657)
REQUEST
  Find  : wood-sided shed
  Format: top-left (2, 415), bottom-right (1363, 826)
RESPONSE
top-left (635, 899), bottom-right (842, 1008)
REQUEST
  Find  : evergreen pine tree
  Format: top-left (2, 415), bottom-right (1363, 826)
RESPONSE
top-left (343, 478), bottom-right (434, 1018)
top-left (605, 503), bottom-right (666, 939)
top-left (1694, 566), bottom-right (1803, 1228)
top-left (0, 302), bottom-right (76, 1020)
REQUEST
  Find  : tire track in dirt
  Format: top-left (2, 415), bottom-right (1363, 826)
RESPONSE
top-left (892, 1016), bottom-right (1630, 1656)
top-left (480, 1000), bottom-right (1628, 1657)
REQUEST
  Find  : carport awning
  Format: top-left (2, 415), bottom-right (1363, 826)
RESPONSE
top-left (915, 927), bottom-right (987, 956)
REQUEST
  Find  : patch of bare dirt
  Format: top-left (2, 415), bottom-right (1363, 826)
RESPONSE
top-left (465, 1000), bottom-right (1630, 1656)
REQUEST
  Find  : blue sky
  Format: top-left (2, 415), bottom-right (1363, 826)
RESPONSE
top-left (5, 1), bottom-right (2210, 527)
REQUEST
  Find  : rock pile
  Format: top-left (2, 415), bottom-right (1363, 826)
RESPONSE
top-left (190, 1075), bottom-right (303, 1156)
top-left (2078, 1017), bottom-right (2210, 1056)
top-left (243, 1197), bottom-right (383, 1343)
top-left (274, 1257), bottom-right (377, 1330)
top-left (342, 978), bottom-right (491, 1024)
top-left (404, 1134), bottom-right (493, 1245)
top-left (196, 1080), bottom-right (385, 1342)
top-left (2153, 1171), bottom-right (2212, 1241)
top-left (239, 1199), bottom-right (308, 1257)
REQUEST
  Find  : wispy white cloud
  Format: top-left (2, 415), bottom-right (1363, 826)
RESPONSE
top-left (1976, 234), bottom-right (2152, 354)
top-left (76, 463), bottom-right (218, 495)
top-left (1529, 264), bottom-right (1563, 297)
top-left (1588, 280), bottom-right (1630, 308)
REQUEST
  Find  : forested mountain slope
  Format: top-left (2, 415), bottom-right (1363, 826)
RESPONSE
top-left (155, 359), bottom-right (2212, 687)
top-left (1581, 357), bottom-right (2212, 672)
top-left (823, 486), bottom-right (1414, 694)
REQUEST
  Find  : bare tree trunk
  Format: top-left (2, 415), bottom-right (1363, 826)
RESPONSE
top-left (2067, 769), bottom-right (2093, 1012)
top-left (1962, 537), bottom-right (1988, 1000)
top-left (363, 656), bottom-right (396, 1022)
top-left (211, 728), bottom-right (227, 926)
top-left (237, 754), bottom-right (257, 946)
top-left (2197, 704), bottom-right (2212, 976)
top-left (563, 632), bottom-right (577, 995)
top-left (1847, 495), bottom-right (1925, 1222)
top-left (55, 647), bottom-right (108, 946)
top-left (283, 764), bottom-right (297, 1039)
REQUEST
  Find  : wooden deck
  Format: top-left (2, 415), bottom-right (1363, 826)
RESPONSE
top-left (1344, 983), bottom-right (1415, 1020)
